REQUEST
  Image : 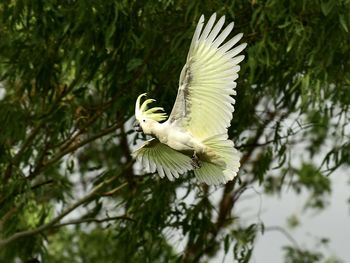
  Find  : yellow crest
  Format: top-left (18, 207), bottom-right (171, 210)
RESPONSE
top-left (135, 93), bottom-right (167, 122)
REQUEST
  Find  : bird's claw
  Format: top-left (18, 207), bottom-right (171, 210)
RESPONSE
top-left (191, 152), bottom-right (202, 169)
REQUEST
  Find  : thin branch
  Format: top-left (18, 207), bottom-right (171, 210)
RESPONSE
top-left (30, 180), bottom-right (54, 191)
top-left (264, 225), bottom-right (300, 249)
top-left (53, 215), bottom-right (134, 228)
top-left (99, 183), bottom-right (131, 196)
top-left (53, 123), bottom-right (120, 164)
top-left (56, 110), bottom-right (104, 152)
top-left (28, 123), bottom-right (120, 178)
top-left (236, 125), bottom-right (307, 150)
top-left (0, 177), bottom-right (128, 247)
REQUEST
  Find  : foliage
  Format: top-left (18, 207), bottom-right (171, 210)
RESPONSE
top-left (0, 0), bottom-right (349, 262)
top-left (283, 246), bottom-right (323, 263)
top-left (283, 245), bottom-right (344, 263)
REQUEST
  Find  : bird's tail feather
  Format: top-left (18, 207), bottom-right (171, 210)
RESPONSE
top-left (194, 134), bottom-right (240, 185)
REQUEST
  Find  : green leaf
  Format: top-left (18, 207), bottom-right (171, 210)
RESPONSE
top-left (339, 14), bottom-right (349, 32)
top-left (127, 58), bottom-right (143, 72)
top-left (321, 1), bottom-right (336, 16)
top-left (224, 234), bottom-right (230, 254)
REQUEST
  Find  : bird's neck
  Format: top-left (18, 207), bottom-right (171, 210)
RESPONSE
top-left (149, 121), bottom-right (164, 136)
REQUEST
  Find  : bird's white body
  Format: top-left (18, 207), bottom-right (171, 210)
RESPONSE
top-left (143, 119), bottom-right (206, 153)
top-left (133, 13), bottom-right (246, 185)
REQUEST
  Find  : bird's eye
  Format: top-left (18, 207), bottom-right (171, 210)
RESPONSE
top-left (142, 119), bottom-right (146, 123)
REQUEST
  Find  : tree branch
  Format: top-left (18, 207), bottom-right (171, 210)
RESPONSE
top-left (55, 110), bottom-right (105, 152)
top-left (182, 111), bottom-right (279, 263)
top-left (53, 215), bottom-right (135, 228)
top-left (28, 123), bottom-right (120, 178)
top-left (0, 177), bottom-right (128, 247)
top-left (264, 225), bottom-right (300, 249)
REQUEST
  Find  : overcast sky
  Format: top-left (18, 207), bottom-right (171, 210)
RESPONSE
top-left (219, 167), bottom-right (350, 262)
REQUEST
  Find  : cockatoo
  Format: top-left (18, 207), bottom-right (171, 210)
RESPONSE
top-left (133, 13), bottom-right (246, 185)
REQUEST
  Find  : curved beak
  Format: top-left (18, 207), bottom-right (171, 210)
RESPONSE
top-left (133, 121), bottom-right (142, 132)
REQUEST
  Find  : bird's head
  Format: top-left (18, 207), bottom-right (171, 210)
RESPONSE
top-left (134, 93), bottom-right (167, 135)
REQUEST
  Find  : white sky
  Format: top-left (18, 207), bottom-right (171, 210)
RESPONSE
top-left (217, 168), bottom-right (350, 262)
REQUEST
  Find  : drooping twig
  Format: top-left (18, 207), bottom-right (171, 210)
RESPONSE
top-left (264, 225), bottom-right (300, 249)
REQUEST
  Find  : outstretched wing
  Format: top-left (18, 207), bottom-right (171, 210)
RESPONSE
top-left (168, 13), bottom-right (247, 139)
top-left (132, 138), bottom-right (193, 181)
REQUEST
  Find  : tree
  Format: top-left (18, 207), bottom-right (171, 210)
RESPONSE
top-left (0, 0), bottom-right (349, 262)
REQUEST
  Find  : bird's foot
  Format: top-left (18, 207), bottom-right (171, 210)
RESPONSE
top-left (191, 152), bottom-right (202, 169)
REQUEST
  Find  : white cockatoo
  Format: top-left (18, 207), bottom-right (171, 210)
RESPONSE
top-left (133, 13), bottom-right (247, 185)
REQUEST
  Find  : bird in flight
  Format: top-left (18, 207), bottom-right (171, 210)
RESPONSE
top-left (133, 13), bottom-right (247, 185)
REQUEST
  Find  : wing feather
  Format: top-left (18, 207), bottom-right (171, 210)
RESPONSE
top-left (163, 166), bottom-right (173, 181)
top-left (168, 13), bottom-right (246, 138)
top-left (157, 163), bottom-right (166, 178)
top-left (198, 13), bottom-right (217, 42)
top-left (218, 33), bottom-right (243, 53)
top-left (186, 15), bottom-right (205, 61)
top-left (133, 138), bottom-right (192, 180)
top-left (206, 16), bottom-right (225, 43)
top-left (224, 43), bottom-right (247, 58)
top-left (212, 22), bottom-right (234, 49)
